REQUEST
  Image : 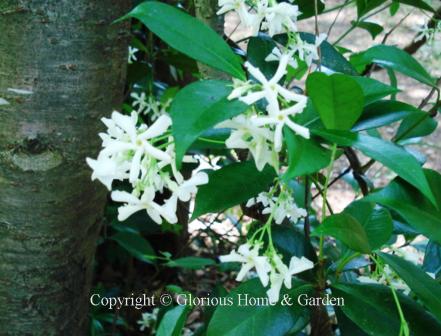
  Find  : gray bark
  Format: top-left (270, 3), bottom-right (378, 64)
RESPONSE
top-left (0, 1), bottom-right (130, 334)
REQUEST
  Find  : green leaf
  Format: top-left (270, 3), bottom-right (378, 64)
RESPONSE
top-left (247, 36), bottom-right (278, 79)
top-left (356, 0), bottom-right (387, 17)
top-left (312, 129), bottom-right (436, 205)
top-left (272, 225), bottom-right (317, 263)
top-left (295, 0), bottom-right (325, 19)
top-left (299, 33), bottom-right (358, 75)
top-left (157, 305), bottom-right (190, 336)
top-left (397, 0), bottom-right (435, 12)
top-left (333, 283), bottom-right (441, 336)
top-left (365, 169), bottom-right (441, 244)
top-left (345, 201), bottom-right (393, 250)
top-left (351, 77), bottom-right (399, 105)
top-left (166, 257), bottom-right (215, 270)
top-left (207, 279), bottom-right (312, 336)
top-left (396, 113), bottom-right (437, 141)
top-left (170, 80), bottom-right (248, 167)
top-left (193, 161), bottom-right (276, 218)
top-left (379, 252), bottom-right (441, 321)
top-left (424, 241), bottom-right (441, 276)
top-left (352, 21), bottom-right (384, 39)
top-left (351, 45), bottom-right (435, 86)
top-left (353, 100), bottom-right (422, 131)
top-left (283, 128), bottom-right (331, 179)
top-left (313, 213), bottom-right (371, 253)
top-left (307, 73), bottom-right (364, 130)
top-left (124, 2), bottom-right (245, 79)
top-left (111, 232), bottom-right (156, 263)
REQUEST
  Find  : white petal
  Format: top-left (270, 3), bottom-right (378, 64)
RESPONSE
top-left (117, 204), bottom-right (144, 221)
top-left (139, 114), bottom-right (171, 140)
top-left (111, 190), bottom-right (141, 204)
top-left (289, 256), bottom-right (314, 275)
top-left (285, 119), bottom-right (310, 139)
top-left (129, 148), bottom-right (143, 183)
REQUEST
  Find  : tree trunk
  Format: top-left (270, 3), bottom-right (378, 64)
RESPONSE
top-left (0, 1), bottom-right (130, 334)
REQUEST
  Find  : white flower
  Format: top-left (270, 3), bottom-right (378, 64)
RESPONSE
top-left (128, 46), bottom-right (139, 64)
top-left (262, 3), bottom-right (300, 37)
top-left (217, 115), bottom-right (277, 171)
top-left (86, 156), bottom-right (130, 190)
top-left (219, 243), bottom-right (271, 286)
top-left (252, 100), bottom-right (309, 151)
top-left (131, 92), bottom-right (149, 113)
top-left (266, 255), bottom-right (314, 303)
top-left (137, 308), bottom-right (159, 332)
top-left (265, 47), bottom-right (298, 69)
top-left (99, 112), bottom-right (172, 184)
top-left (111, 188), bottom-right (178, 224)
top-left (239, 55), bottom-right (291, 107)
top-left (248, 188), bottom-right (307, 224)
top-left (217, 0), bottom-right (266, 36)
top-left (168, 171), bottom-right (209, 202)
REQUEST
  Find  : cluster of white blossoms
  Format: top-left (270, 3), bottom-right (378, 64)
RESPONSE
top-left (217, 0), bottom-right (300, 37)
top-left (86, 108), bottom-right (208, 225)
top-left (358, 265), bottom-right (411, 295)
top-left (247, 186), bottom-right (307, 224)
top-left (217, 53), bottom-right (310, 172)
top-left (220, 243), bottom-right (314, 302)
top-left (130, 92), bottom-right (171, 120)
top-left (137, 308), bottom-right (159, 332)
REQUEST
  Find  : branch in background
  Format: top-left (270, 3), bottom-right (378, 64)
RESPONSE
top-left (343, 147), bottom-right (369, 196)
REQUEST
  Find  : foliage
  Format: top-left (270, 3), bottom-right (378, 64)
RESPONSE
top-left (88, 0), bottom-right (441, 335)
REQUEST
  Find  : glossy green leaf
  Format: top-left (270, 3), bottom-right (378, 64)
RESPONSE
top-left (111, 232), bottom-right (156, 263)
top-left (283, 128), bottom-right (331, 179)
top-left (353, 100), bottom-right (422, 131)
top-left (300, 33), bottom-right (358, 75)
top-left (351, 77), bottom-right (399, 105)
top-left (123, 2), bottom-right (245, 79)
top-left (312, 129), bottom-right (436, 205)
top-left (272, 225), bottom-right (317, 263)
top-left (193, 161), bottom-right (276, 218)
top-left (157, 305), bottom-right (190, 336)
top-left (352, 21), bottom-right (384, 39)
top-left (345, 201), bottom-right (393, 250)
top-left (424, 241), bottom-right (441, 276)
top-left (207, 279), bottom-right (312, 336)
top-left (247, 36), bottom-right (278, 79)
top-left (313, 213), bottom-right (371, 253)
top-left (166, 257), bottom-right (215, 270)
top-left (307, 73), bottom-right (364, 130)
top-left (333, 283), bottom-right (441, 336)
top-left (380, 252), bottom-right (441, 321)
top-left (356, 0), bottom-right (387, 17)
top-left (366, 169), bottom-right (441, 244)
top-left (396, 113), bottom-right (437, 141)
top-left (170, 80), bottom-right (248, 166)
top-left (295, 0), bottom-right (325, 19)
top-left (351, 45), bottom-right (435, 86)
top-left (397, 0), bottom-right (435, 12)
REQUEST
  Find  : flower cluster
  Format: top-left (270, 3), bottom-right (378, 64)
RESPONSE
top-left (217, 53), bottom-right (309, 172)
top-left (130, 92), bottom-right (172, 120)
top-left (86, 109), bottom-right (208, 225)
top-left (220, 243), bottom-right (314, 302)
top-left (266, 32), bottom-right (327, 68)
top-left (246, 186), bottom-right (307, 224)
top-left (217, 0), bottom-right (300, 37)
top-left (358, 265), bottom-right (411, 294)
top-left (137, 308), bottom-right (159, 332)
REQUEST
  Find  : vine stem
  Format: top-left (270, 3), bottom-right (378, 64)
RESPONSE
top-left (319, 143), bottom-right (338, 260)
